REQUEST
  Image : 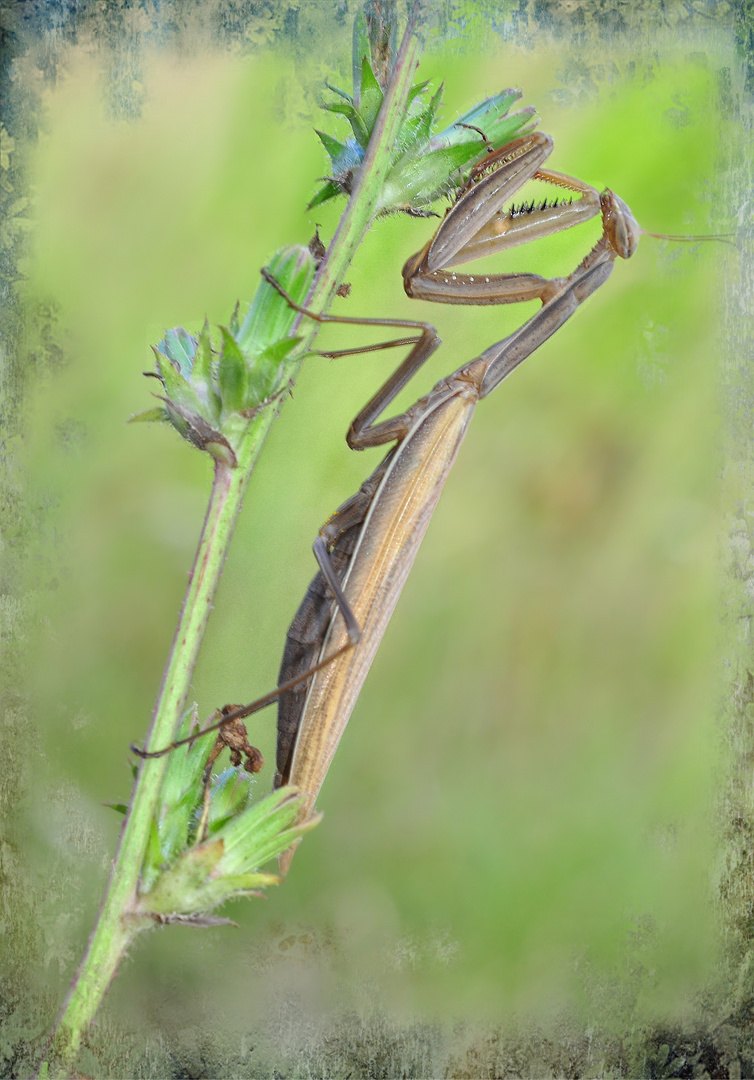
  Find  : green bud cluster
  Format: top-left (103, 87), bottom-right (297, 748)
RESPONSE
top-left (309, 14), bottom-right (537, 216)
top-left (130, 246), bottom-right (315, 464)
top-left (120, 708), bottom-right (318, 926)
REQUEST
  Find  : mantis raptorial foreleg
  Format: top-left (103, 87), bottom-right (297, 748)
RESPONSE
top-left (402, 133), bottom-right (603, 306)
top-left (402, 130), bottom-right (729, 308)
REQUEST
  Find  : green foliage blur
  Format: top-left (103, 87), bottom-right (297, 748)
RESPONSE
top-left (21, 6), bottom-right (729, 1051)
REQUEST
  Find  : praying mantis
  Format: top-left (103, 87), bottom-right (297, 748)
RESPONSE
top-left (137, 129), bottom-right (722, 875)
top-left (270, 127), bottom-right (722, 870)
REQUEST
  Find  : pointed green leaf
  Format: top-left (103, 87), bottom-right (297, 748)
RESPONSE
top-left (218, 327), bottom-right (248, 414)
top-left (245, 336), bottom-right (301, 407)
top-left (380, 142), bottom-right (482, 212)
top-left (321, 100), bottom-right (357, 121)
top-left (141, 818), bottom-right (166, 893)
top-left (352, 10), bottom-right (369, 104)
top-left (316, 128), bottom-right (351, 170)
top-left (399, 105), bottom-right (435, 151)
top-left (157, 871), bottom-right (278, 914)
top-left (359, 54), bottom-right (383, 133)
top-left (215, 788), bottom-right (318, 874)
top-left (322, 99), bottom-right (370, 149)
top-left (152, 345), bottom-right (189, 399)
top-left (407, 82), bottom-right (443, 143)
top-left (215, 788), bottom-right (301, 868)
top-left (139, 839), bottom-right (225, 914)
top-left (483, 107), bottom-right (538, 152)
top-left (191, 319), bottom-right (220, 420)
top-left (159, 326), bottom-right (197, 378)
top-left (325, 80), bottom-right (353, 104)
top-left (127, 407), bottom-right (168, 424)
top-left (228, 300), bottom-right (241, 337)
top-left (236, 815), bottom-right (320, 873)
top-left (154, 711), bottom-right (218, 858)
top-left (407, 79), bottom-right (431, 108)
top-left (398, 83), bottom-right (439, 150)
top-left (152, 346), bottom-right (206, 419)
top-left (212, 873), bottom-right (280, 892)
top-left (445, 89), bottom-right (525, 137)
top-left (307, 179), bottom-right (343, 211)
top-left (159, 789), bottom-right (200, 867)
top-left (259, 335), bottom-right (302, 367)
top-left (430, 95), bottom-right (537, 163)
top-left (157, 707), bottom-right (216, 806)
top-left (426, 81), bottom-right (444, 120)
top-left (206, 767), bottom-right (254, 830)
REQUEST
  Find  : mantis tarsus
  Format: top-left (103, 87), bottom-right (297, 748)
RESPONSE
top-left (130, 624), bottom-right (359, 762)
top-left (270, 129), bottom-right (727, 870)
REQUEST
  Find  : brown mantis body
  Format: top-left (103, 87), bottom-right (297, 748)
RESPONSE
top-left (272, 129), bottom-right (728, 869)
top-left (276, 470), bottom-right (385, 787)
top-left (271, 139), bottom-right (645, 868)
top-left (274, 133), bottom-right (603, 789)
top-left (273, 116), bottom-right (735, 869)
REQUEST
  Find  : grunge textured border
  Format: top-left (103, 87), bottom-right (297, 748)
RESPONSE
top-left (1, 1), bottom-right (751, 1075)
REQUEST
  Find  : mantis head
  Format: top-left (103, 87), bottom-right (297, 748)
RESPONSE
top-left (601, 187), bottom-right (736, 257)
top-left (601, 189), bottom-right (641, 260)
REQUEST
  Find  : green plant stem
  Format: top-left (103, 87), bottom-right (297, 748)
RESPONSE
top-left (304, 2), bottom-right (425, 318)
top-left (40, 9), bottom-right (425, 1077)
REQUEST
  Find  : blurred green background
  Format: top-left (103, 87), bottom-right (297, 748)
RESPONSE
top-left (17, 1), bottom-right (733, 1059)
